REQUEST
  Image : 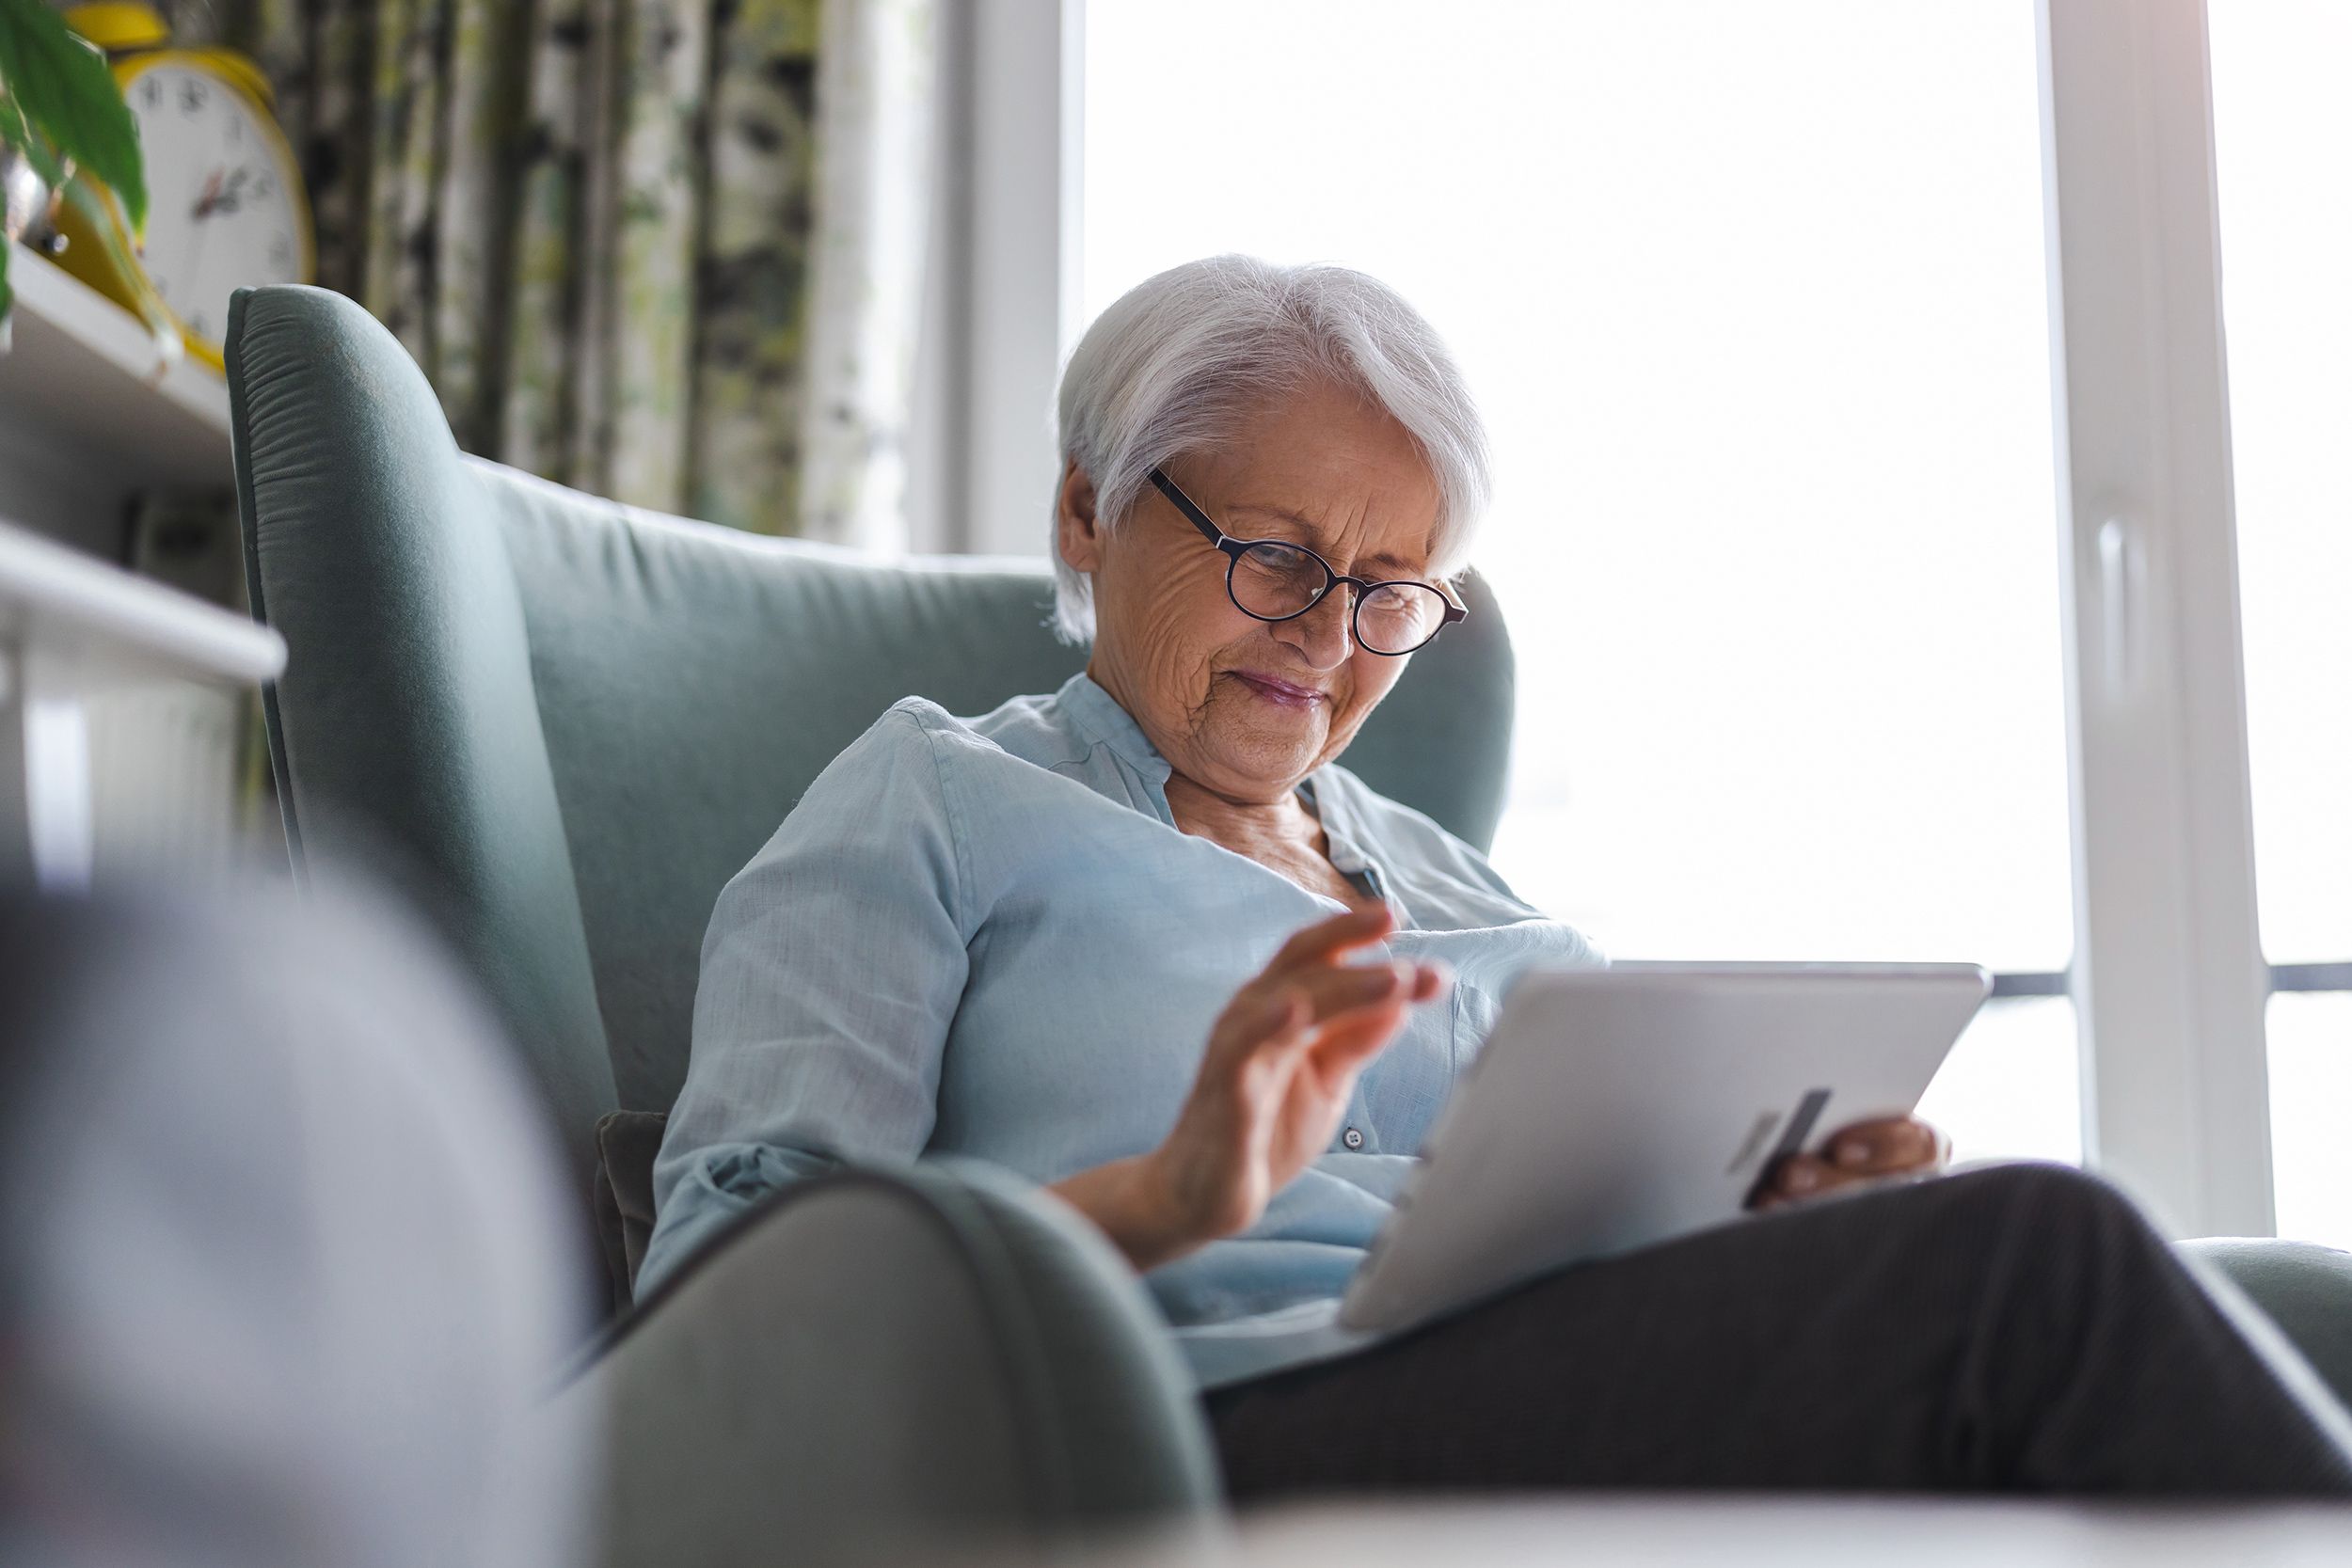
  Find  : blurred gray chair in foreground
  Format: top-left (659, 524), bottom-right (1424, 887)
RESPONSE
top-left (0, 880), bottom-right (588, 1568)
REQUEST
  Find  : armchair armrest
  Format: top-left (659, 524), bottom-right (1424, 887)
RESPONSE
top-left (2180, 1237), bottom-right (2352, 1412)
top-left (554, 1159), bottom-right (1221, 1566)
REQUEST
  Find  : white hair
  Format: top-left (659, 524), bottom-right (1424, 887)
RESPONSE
top-left (1049, 256), bottom-right (1492, 643)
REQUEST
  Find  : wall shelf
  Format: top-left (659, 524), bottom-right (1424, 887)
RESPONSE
top-left (1, 516), bottom-right (281, 885)
top-left (0, 245), bottom-right (253, 875)
top-left (1, 240), bottom-right (232, 497)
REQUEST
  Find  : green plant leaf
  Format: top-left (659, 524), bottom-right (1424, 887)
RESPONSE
top-left (1, 236), bottom-right (14, 323)
top-left (0, 88), bottom-right (65, 186)
top-left (0, 0), bottom-right (145, 229)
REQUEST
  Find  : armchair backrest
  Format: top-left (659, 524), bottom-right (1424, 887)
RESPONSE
top-left (227, 285), bottom-right (1517, 1193)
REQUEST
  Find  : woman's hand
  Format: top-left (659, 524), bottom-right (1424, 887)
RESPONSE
top-left (1748, 1114), bottom-right (1950, 1212)
top-left (1049, 904), bottom-right (1448, 1272)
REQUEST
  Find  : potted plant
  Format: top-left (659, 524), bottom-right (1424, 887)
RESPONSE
top-left (0, 0), bottom-right (150, 341)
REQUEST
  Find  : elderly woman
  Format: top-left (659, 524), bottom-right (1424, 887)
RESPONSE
top-left (643, 257), bottom-right (2352, 1496)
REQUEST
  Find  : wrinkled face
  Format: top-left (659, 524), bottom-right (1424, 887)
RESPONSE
top-left (1057, 379), bottom-right (1447, 804)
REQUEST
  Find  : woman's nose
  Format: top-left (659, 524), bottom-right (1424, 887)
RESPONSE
top-left (1276, 587), bottom-right (1357, 670)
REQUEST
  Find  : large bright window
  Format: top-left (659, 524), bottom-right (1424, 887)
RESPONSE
top-left (1083, 1), bottom-right (2076, 1164)
top-left (2209, 0), bottom-right (2352, 1245)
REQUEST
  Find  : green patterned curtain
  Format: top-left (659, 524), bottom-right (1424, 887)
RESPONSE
top-left (167, 0), bottom-right (929, 539)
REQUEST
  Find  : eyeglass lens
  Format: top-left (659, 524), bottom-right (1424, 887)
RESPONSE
top-left (1230, 542), bottom-right (1447, 654)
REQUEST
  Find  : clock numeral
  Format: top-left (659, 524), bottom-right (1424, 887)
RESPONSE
top-left (227, 117), bottom-right (243, 145)
top-left (140, 77), bottom-right (161, 108)
top-left (180, 80), bottom-right (209, 116)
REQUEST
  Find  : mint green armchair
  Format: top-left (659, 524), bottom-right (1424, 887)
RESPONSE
top-left (226, 285), bottom-right (2352, 1560)
top-left (224, 283), bottom-right (1518, 1563)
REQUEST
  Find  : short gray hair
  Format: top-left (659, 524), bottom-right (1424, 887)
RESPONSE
top-left (1050, 256), bottom-right (1491, 643)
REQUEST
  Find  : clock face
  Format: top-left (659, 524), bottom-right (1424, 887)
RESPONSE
top-left (124, 62), bottom-right (307, 347)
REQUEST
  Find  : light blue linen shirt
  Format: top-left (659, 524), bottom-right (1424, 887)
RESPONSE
top-left (642, 672), bottom-right (1600, 1387)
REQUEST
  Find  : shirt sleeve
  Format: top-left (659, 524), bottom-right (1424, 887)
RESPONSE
top-left (638, 702), bottom-right (974, 1297)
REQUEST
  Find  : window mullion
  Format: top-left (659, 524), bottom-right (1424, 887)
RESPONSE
top-left (2037, 0), bottom-right (2272, 1236)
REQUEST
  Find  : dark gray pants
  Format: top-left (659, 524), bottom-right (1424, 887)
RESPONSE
top-left (1207, 1164), bottom-right (2352, 1497)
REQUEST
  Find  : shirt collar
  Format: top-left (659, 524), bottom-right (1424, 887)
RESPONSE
top-left (1055, 671), bottom-right (1173, 787)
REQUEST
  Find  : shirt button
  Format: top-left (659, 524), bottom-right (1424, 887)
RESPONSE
top-left (1343, 1127), bottom-right (1365, 1150)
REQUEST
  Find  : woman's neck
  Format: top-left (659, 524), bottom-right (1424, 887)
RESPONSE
top-left (1165, 771), bottom-right (1320, 858)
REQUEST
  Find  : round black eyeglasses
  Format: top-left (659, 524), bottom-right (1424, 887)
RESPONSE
top-left (1146, 468), bottom-right (1467, 657)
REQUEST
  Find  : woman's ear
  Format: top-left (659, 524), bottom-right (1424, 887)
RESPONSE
top-left (1055, 461), bottom-right (1103, 574)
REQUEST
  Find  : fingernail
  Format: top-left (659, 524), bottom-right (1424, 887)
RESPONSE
top-left (1786, 1164), bottom-right (1819, 1192)
top-left (1836, 1142), bottom-right (1871, 1168)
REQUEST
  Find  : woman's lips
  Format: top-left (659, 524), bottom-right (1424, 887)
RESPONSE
top-left (1231, 670), bottom-right (1327, 708)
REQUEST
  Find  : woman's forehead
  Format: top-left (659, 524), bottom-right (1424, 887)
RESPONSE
top-left (1181, 382), bottom-right (1446, 567)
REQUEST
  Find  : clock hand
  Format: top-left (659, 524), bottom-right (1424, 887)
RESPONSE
top-left (180, 170), bottom-right (224, 325)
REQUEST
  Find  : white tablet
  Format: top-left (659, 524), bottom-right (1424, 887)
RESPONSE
top-left (1339, 961), bottom-right (1992, 1335)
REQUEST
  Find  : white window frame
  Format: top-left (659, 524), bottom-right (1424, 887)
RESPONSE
top-left (961, 0), bottom-right (2288, 1239)
top-left (909, 0), bottom-right (1084, 558)
top-left (2040, 0), bottom-right (2272, 1237)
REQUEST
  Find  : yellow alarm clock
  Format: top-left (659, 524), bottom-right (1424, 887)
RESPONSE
top-left (53, 4), bottom-right (313, 371)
